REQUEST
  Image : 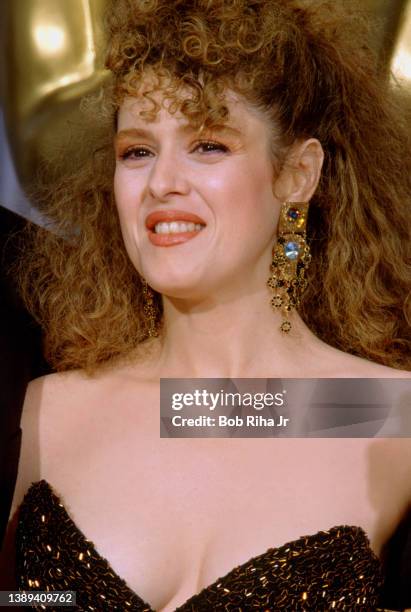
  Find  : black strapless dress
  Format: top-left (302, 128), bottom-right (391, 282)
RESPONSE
top-left (14, 481), bottom-right (407, 611)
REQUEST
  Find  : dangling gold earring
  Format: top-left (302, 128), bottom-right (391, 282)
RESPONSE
top-left (141, 278), bottom-right (159, 338)
top-left (267, 202), bottom-right (311, 333)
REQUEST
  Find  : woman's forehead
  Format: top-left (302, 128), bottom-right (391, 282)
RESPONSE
top-left (117, 86), bottom-right (265, 133)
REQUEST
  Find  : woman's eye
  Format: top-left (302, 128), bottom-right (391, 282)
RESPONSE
top-left (120, 147), bottom-right (153, 160)
top-left (118, 141), bottom-right (229, 160)
top-left (192, 141), bottom-right (229, 154)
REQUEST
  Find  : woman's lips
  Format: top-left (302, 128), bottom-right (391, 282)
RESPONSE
top-left (145, 209), bottom-right (206, 247)
top-left (148, 230), bottom-right (203, 247)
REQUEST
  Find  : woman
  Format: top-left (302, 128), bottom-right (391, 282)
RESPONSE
top-left (2, 0), bottom-right (411, 609)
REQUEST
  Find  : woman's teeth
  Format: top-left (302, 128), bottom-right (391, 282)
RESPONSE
top-left (154, 221), bottom-right (205, 234)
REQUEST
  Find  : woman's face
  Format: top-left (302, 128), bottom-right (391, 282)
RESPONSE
top-left (114, 85), bottom-right (283, 300)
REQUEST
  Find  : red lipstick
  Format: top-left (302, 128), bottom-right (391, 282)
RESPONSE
top-left (145, 210), bottom-right (206, 229)
top-left (145, 209), bottom-right (206, 247)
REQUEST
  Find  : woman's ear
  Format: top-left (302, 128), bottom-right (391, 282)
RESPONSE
top-left (273, 138), bottom-right (324, 202)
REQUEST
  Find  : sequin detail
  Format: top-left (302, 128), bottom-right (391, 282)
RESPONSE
top-left (16, 480), bottom-right (386, 611)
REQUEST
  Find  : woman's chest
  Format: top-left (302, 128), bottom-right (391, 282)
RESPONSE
top-left (32, 380), bottom-right (410, 609)
top-left (40, 404), bottom-right (409, 612)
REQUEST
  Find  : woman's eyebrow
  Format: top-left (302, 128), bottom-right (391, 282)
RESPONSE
top-left (114, 124), bottom-right (243, 144)
top-left (198, 124), bottom-right (243, 137)
top-left (114, 128), bottom-right (153, 144)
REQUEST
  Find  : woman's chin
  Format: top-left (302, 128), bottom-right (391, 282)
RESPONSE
top-left (149, 278), bottom-right (215, 302)
top-left (157, 287), bottom-right (210, 301)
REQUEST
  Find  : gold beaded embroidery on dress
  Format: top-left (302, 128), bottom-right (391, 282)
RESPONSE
top-left (16, 480), bottom-right (391, 611)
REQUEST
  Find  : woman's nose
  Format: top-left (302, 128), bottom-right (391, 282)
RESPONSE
top-left (147, 153), bottom-right (190, 201)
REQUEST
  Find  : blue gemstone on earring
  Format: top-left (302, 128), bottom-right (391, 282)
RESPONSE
top-left (287, 208), bottom-right (300, 220)
top-left (284, 241), bottom-right (300, 260)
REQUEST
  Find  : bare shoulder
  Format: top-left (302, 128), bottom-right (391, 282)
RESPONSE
top-left (11, 371), bottom-right (86, 515)
top-left (22, 361), bottom-right (144, 417)
top-left (18, 369), bottom-right (107, 446)
top-left (11, 365), bottom-right (131, 517)
top-left (369, 437), bottom-right (411, 517)
top-left (315, 342), bottom-right (411, 378)
top-left (25, 367), bottom-right (113, 405)
top-left (348, 358), bottom-right (411, 378)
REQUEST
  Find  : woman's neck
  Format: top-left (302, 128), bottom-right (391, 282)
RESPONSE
top-left (151, 291), bottom-right (325, 378)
